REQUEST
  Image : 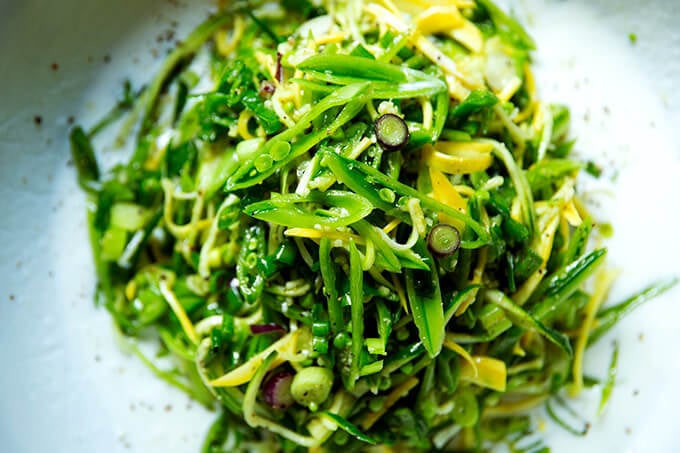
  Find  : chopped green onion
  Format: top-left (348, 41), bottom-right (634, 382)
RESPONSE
top-left (427, 224), bottom-right (461, 257)
top-left (374, 113), bottom-right (410, 151)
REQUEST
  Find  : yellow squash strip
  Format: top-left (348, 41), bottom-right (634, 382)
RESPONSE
top-left (562, 199), bottom-right (583, 226)
top-left (415, 6), bottom-right (463, 35)
top-left (315, 31), bottom-right (347, 45)
top-left (159, 279), bottom-right (199, 344)
top-left (255, 50), bottom-right (278, 84)
top-left (125, 279), bottom-right (137, 301)
top-left (210, 330), bottom-right (301, 387)
top-left (429, 167), bottom-right (467, 230)
top-left (510, 196), bottom-right (522, 223)
top-left (459, 356), bottom-right (507, 392)
top-left (446, 74), bottom-right (473, 101)
top-left (382, 218), bottom-right (402, 234)
top-left (470, 241), bottom-right (488, 285)
top-left (271, 88), bottom-right (297, 128)
top-left (573, 195), bottom-right (593, 221)
top-left (452, 184), bottom-right (476, 197)
top-left (512, 207), bottom-right (560, 305)
top-left (361, 377), bottom-right (420, 430)
top-left (514, 63), bottom-right (536, 123)
top-left (421, 98), bottom-right (433, 131)
top-left (364, 3), bottom-right (473, 88)
top-left (570, 269), bottom-right (618, 396)
top-left (242, 351), bottom-right (319, 448)
top-left (284, 227), bottom-right (366, 245)
top-left (422, 145), bottom-right (494, 175)
top-left (483, 395), bottom-right (548, 418)
top-left (449, 18), bottom-right (484, 53)
top-left (497, 76), bottom-right (522, 103)
top-left (214, 15), bottom-right (245, 57)
top-left (512, 342), bottom-right (526, 357)
top-left (237, 110), bottom-right (255, 140)
top-left (413, 33), bottom-right (466, 80)
top-left (436, 141), bottom-right (495, 155)
top-left (395, 0), bottom-right (475, 11)
top-left (444, 336), bottom-right (478, 376)
top-left (346, 136), bottom-right (373, 160)
top-left (450, 287), bottom-right (479, 319)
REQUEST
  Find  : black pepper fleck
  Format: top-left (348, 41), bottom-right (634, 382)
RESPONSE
top-left (34, 115), bottom-right (43, 126)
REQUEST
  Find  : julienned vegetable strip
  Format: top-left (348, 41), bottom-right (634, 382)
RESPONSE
top-left (348, 239), bottom-right (364, 389)
top-left (71, 1), bottom-right (678, 451)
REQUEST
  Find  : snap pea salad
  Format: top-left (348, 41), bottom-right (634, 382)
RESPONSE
top-left (70, 0), bottom-right (676, 451)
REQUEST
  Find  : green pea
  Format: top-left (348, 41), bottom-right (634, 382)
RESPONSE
top-left (290, 366), bottom-right (334, 408)
top-left (334, 332), bottom-right (349, 348)
top-left (378, 188), bottom-right (396, 203)
top-left (451, 390), bottom-right (479, 427)
top-left (270, 141), bottom-right (291, 161)
top-left (254, 154), bottom-right (273, 172)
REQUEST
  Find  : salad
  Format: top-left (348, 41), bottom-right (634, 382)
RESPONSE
top-left (70, 0), bottom-right (676, 451)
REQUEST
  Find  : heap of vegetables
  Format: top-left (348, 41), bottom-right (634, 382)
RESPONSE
top-left (71, 0), bottom-right (676, 451)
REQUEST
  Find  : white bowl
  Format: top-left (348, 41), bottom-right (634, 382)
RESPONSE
top-left (1, 1), bottom-right (679, 451)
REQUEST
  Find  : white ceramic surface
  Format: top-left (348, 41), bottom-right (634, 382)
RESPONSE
top-left (1, 1), bottom-right (679, 451)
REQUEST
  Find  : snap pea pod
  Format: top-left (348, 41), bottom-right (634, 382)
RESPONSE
top-left (320, 150), bottom-right (490, 248)
top-left (406, 244), bottom-right (445, 358)
top-left (292, 78), bottom-right (448, 103)
top-left (226, 83), bottom-right (371, 190)
top-left (244, 190), bottom-right (373, 228)
top-left (483, 289), bottom-right (573, 357)
top-left (588, 278), bottom-right (679, 346)
top-left (297, 55), bottom-right (411, 83)
top-left (348, 239), bottom-right (365, 389)
top-left (530, 249), bottom-right (607, 318)
top-left (319, 238), bottom-right (343, 336)
top-left (236, 225), bottom-right (267, 304)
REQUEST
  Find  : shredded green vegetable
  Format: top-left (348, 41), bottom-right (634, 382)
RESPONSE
top-left (71, 1), bottom-right (677, 451)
